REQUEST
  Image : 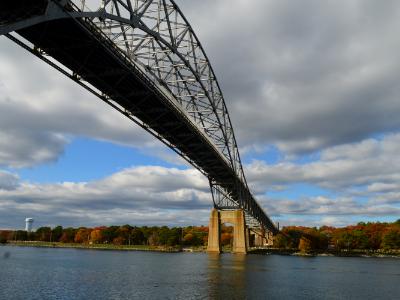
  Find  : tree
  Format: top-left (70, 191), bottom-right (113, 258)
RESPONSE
top-left (112, 236), bottom-right (125, 245)
top-left (101, 226), bottom-right (119, 244)
top-left (52, 226), bottom-right (63, 242)
top-left (116, 226), bottom-right (131, 245)
top-left (60, 228), bottom-right (77, 243)
top-left (36, 227), bottom-right (51, 242)
top-left (382, 229), bottom-right (400, 249)
top-left (0, 231), bottom-right (10, 244)
top-left (131, 228), bottom-right (145, 245)
top-left (166, 227), bottom-right (181, 246)
top-left (298, 237), bottom-right (313, 253)
top-left (148, 232), bottom-right (159, 246)
top-left (74, 228), bottom-right (91, 244)
top-left (221, 233), bottom-right (232, 246)
top-left (90, 229), bottom-right (103, 244)
top-left (14, 230), bottom-right (28, 241)
top-left (183, 233), bottom-right (194, 245)
top-left (273, 233), bottom-right (290, 249)
top-left (158, 226), bottom-right (171, 245)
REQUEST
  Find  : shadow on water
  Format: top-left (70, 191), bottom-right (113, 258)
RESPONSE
top-left (207, 253), bottom-right (246, 299)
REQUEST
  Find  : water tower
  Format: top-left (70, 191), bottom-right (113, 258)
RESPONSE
top-left (25, 218), bottom-right (33, 232)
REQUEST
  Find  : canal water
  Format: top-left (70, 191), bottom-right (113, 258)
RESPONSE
top-left (0, 246), bottom-right (399, 299)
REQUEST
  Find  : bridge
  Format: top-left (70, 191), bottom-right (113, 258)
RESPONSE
top-left (0, 0), bottom-right (278, 253)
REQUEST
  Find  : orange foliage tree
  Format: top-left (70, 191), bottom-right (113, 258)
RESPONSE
top-left (74, 228), bottom-right (92, 244)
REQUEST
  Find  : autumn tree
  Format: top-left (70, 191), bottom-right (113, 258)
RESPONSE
top-left (0, 230), bottom-right (11, 243)
top-left (298, 237), bottom-right (313, 253)
top-left (59, 228), bottom-right (77, 243)
top-left (90, 229), bottom-right (103, 244)
top-left (221, 233), bottom-right (232, 246)
top-left (273, 233), bottom-right (290, 249)
top-left (74, 228), bottom-right (92, 244)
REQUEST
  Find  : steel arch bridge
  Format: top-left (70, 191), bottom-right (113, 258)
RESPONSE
top-left (0, 0), bottom-right (278, 234)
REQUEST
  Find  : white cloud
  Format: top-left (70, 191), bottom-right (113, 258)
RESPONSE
top-left (0, 170), bottom-right (19, 190)
top-left (177, 0), bottom-right (400, 154)
top-left (0, 37), bottom-right (166, 168)
top-left (0, 166), bottom-right (211, 228)
top-left (0, 161), bottom-right (398, 228)
top-left (246, 133), bottom-right (400, 192)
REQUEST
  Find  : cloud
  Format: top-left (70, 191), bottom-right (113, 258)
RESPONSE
top-left (1, 0), bottom-right (400, 169)
top-left (245, 133), bottom-right (400, 191)
top-left (0, 37), bottom-right (163, 168)
top-left (177, 0), bottom-right (400, 154)
top-left (0, 166), bottom-right (211, 228)
top-left (0, 170), bottom-right (19, 190)
top-left (259, 195), bottom-right (400, 218)
top-left (0, 162), bottom-right (398, 228)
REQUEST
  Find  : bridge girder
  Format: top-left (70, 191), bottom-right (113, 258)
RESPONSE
top-left (0, 0), bottom-right (278, 233)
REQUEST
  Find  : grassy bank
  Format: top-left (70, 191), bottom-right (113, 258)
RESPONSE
top-left (4, 242), bottom-right (399, 257)
top-left (248, 247), bottom-right (400, 257)
top-left (4, 241), bottom-right (183, 252)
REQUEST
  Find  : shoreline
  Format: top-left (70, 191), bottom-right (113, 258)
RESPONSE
top-left (2, 242), bottom-right (399, 258)
top-left (2, 241), bottom-right (186, 253)
top-left (248, 248), bottom-right (400, 258)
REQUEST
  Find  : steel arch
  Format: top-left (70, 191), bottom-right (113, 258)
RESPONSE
top-left (0, 0), bottom-right (278, 233)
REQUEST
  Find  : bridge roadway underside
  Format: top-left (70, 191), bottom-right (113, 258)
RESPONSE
top-left (1, 1), bottom-right (278, 233)
top-left (14, 15), bottom-right (245, 200)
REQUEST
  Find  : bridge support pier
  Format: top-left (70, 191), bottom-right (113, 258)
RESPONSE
top-left (207, 208), bottom-right (248, 254)
top-left (250, 228), bottom-right (274, 247)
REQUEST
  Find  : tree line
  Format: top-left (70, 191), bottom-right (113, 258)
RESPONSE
top-left (1, 220), bottom-right (399, 251)
top-left (0, 225), bottom-right (216, 247)
top-left (274, 219), bottom-right (400, 252)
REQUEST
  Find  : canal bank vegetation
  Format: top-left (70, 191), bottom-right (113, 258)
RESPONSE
top-left (0, 224), bottom-right (221, 251)
top-left (1, 220), bottom-right (399, 256)
top-left (272, 219), bottom-right (400, 256)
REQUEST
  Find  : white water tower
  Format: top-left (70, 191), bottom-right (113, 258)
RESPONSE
top-left (25, 218), bottom-right (34, 232)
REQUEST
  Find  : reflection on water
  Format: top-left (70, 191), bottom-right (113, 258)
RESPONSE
top-left (0, 246), bottom-right (399, 300)
top-left (2, 251), bottom-right (10, 259)
top-left (207, 253), bottom-right (246, 299)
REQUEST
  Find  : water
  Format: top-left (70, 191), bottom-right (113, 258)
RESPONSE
top-left (0, 246), bottom-right (399, 300)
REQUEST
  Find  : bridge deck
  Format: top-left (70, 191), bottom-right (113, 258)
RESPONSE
top-left (1, 0), bottom-right (278, 234)
top-left (18, 18), bottom-right (238, 191)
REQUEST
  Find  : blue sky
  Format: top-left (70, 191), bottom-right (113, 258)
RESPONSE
top-left (0, 0), bottom-right (399, 229)
top-left (14, 138), bottom-right (177, 183)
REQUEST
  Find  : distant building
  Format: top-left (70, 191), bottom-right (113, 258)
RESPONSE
top-left (25, 218), bottom-right (34, 232)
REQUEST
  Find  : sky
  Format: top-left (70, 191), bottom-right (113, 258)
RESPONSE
top-left (0, 0), bottom-right (399, 230)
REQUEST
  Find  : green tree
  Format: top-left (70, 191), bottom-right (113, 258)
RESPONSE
top-left (52, 226), bottom-right (63, 242)
top-left (382, 229), bottom-right (400, 249)
top-left (101, 226), bottom-right (119, 243)
top-left (36, 227), bottom-right (51, 242)
top-left (131, 227), bottom-right (145, 245)
top-left (158, 226), bottom-right (171, 245)
top-left (273, 233), bottom-right (290, 249)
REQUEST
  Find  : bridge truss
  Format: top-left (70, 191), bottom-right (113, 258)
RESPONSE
top-left (0, 0), bottom-right (278, 233)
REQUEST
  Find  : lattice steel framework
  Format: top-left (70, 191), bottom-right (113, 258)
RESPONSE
top-left (0, 0), bottom-right (278, 233)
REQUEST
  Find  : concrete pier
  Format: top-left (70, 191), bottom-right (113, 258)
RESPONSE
top-left (207, 209), bottom-right (248, 254)
top-left (207, 209), bottom-right (221, 253)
